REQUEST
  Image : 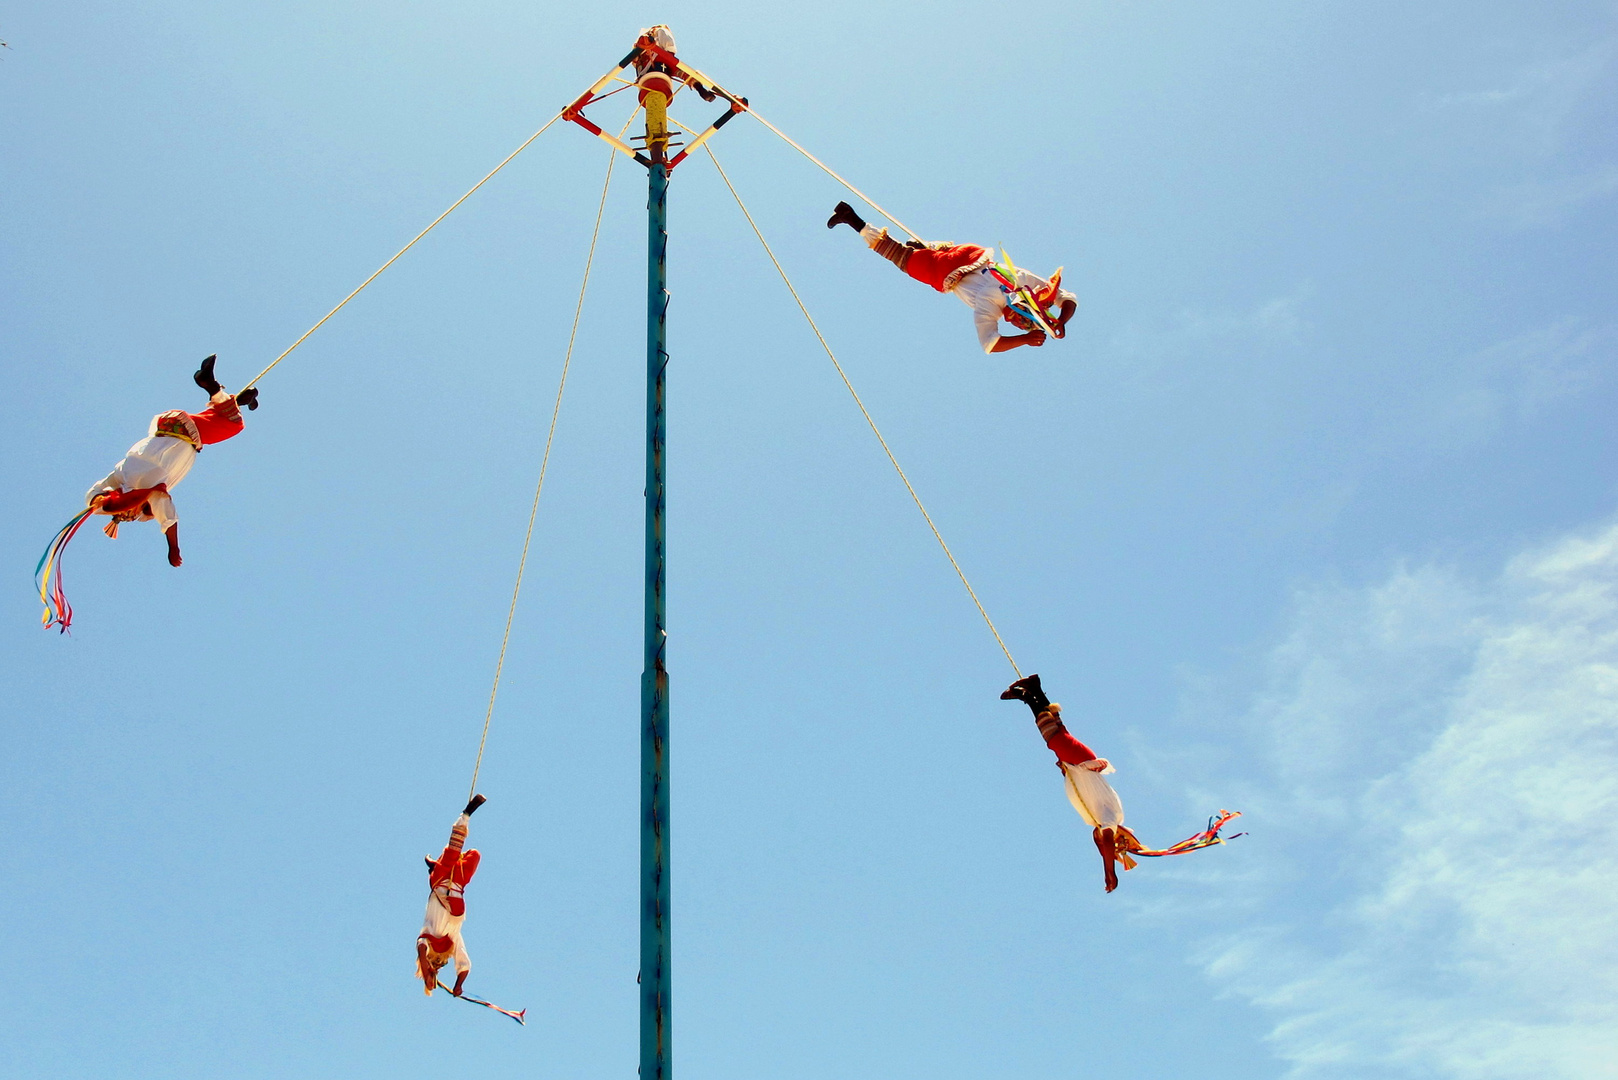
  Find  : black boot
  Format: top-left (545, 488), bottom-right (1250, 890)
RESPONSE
top-left (193, 354), bottom-right (221, 395)
top-left (235, 387), bottom-right (259, 411)
top-left (827, 201), bottom-right (866, 232)
top-left (1000, 674), bottom-right (1050, 715)
top-left (464, 793), bottom-right (487, 816)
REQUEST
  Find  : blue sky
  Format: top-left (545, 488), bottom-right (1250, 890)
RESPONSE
top-left (3, 2), bottom-right (1616, 1078)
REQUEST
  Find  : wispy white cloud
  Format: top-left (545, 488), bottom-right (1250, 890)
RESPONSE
top-left (1176, 294), bottom-right (1309, 344)
top-left (1206, 520), bottom-right (1618, 1078)
top-left (1110, 290), bottom-right (1310, 359)
top-left (1385, 320), bottom-right (1615, 458)
top-left (1431, 40), bottom-right (1616, 127)
top-left (1487, 165), bottom-right (1618, 229)
top-left (1103, 288), bottom-right (1312, 391)
top-left (1427, 35), bottom-right (1618, 227)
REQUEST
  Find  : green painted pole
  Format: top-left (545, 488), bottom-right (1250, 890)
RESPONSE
top-left (641, 87), bottom-right (672, 1080)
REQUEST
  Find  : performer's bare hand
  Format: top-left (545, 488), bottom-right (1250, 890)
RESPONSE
top-left (1053, 299), bottom-right (1077, 339)
top-left (165, 525), bottom-right (182, 567)
top-left (1022, 330), bottom-right (1047, 348)
top-left (452, 972), bottom-right (468, 997)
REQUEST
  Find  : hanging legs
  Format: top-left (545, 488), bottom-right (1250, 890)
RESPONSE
top-left (829, 200), bottom-right (917, 273)
top-left (194, 354), bottom-right (222, 394)
top-left (194, 354), bottom-right (259, 410)
top-left (1000, 673), bottom-right (1052, 715)
top-left (1003, 677), bottom-right (1096, 761)
top-left (826, 200), bottom-right (865, 231)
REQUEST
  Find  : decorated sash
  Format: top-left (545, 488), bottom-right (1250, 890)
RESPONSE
top-left (151, 410), bottom-right (202, 450)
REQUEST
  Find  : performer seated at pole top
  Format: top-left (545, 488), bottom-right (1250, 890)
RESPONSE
top-left (633, 24), bottom-right (717, 102)
top-left (417, 794), bottom-right (487, 998)
top-left (828, 201), bottom-right (1077, 354)
top-left (84, 355), bottom-right (259, 567)
top-left (1001, 674), bottom-right (1141, 893)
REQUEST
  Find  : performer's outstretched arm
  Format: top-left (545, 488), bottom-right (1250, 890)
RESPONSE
top-left (1095, 826), bottom-right (1120, 893)
top-left (1053, 298), bottom-right (1077, 337)
top-left (989, 331), bottom-right (1046, 353)
top-left (417, 938), bottom-right (438, 993)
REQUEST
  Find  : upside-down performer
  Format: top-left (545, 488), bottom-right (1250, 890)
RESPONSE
top-left (417, 794), bottom-right (487, 999)
top-left (413, 794), bottom-right (526, 1024)
top-left (827, 201), bottom-right (1077, 354)
top-left (35, 355), bottom-right (259, 632)
top-left (1001, 674), bottom-right (1240, 893)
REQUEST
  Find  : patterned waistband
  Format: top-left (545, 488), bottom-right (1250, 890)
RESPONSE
top-left (941, 251), bottom-right (994, 292)
top-left (152, 411), bottom-right (201, 450)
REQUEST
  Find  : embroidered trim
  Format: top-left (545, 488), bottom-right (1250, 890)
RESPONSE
top-left (151, 411), bottom-right (202, 451)
top-left (941, 251), bottom-right (993, 292)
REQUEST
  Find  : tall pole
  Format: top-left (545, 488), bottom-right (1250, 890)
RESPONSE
top-left (640, 85), bottom-right (672, 1080)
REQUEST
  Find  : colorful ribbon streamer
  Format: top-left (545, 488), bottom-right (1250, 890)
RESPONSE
top-left (1131, 810), bottom-right (1244, 859)
top-left (35, 508), bottom-right (95, 633)
top-left (447, 988), bottom-right (527, 1025)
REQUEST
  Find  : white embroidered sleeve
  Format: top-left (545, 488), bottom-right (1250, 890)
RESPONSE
top-left (974, 296), bottom-right (1002, 353)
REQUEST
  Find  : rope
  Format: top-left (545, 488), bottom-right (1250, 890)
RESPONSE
top-left (704, 145), bottom-right (1021, 678)
top-left (466, 135), bottom-right (621, 799)
top-left (243, 110), bottom-right (566, 391)
top-left (747, 109), bottom-right (921, 242)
